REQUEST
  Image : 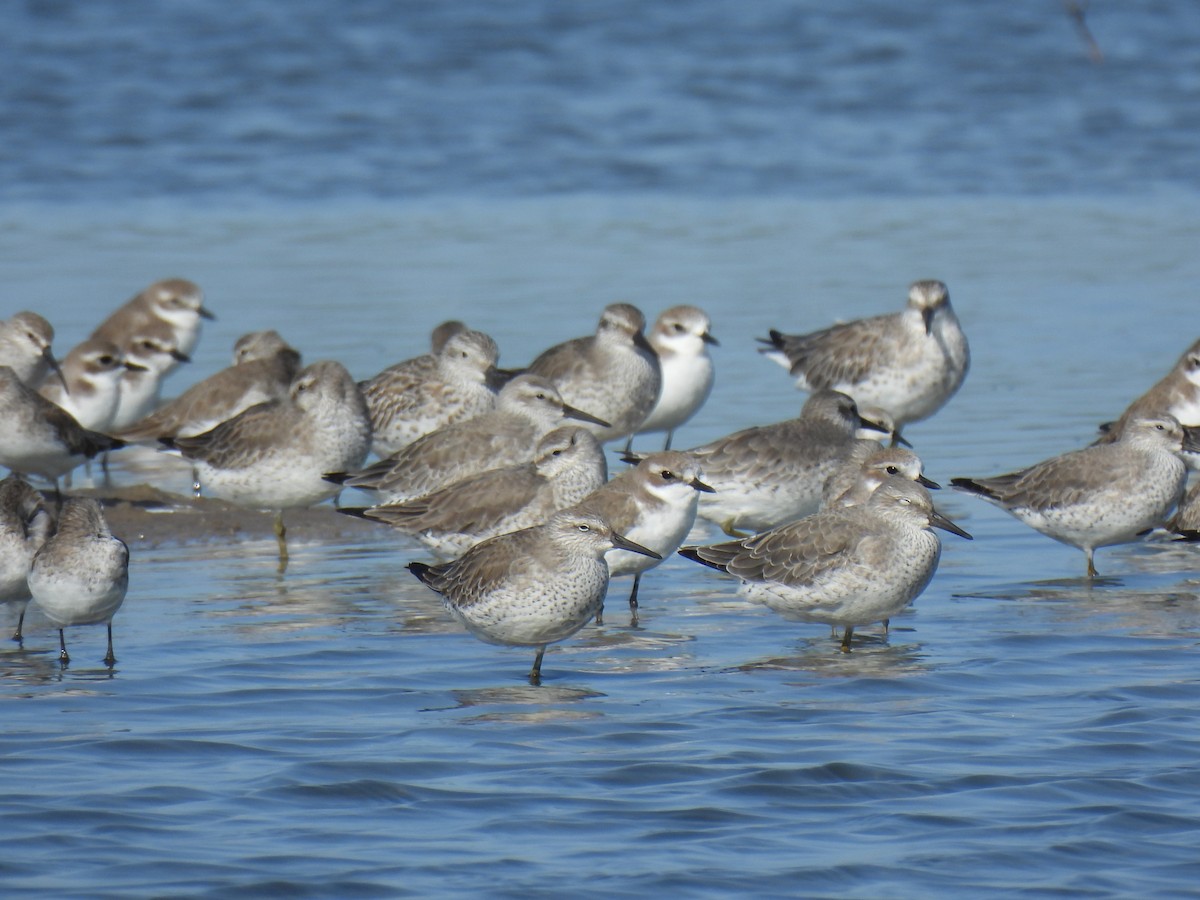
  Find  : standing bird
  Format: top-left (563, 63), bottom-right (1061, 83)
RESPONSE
top-left (680, 477), bottom-right (970, 651)
top-left (328, 375), bottom-right (607, 504)
top-left (0, 474), bottom-right (53, 642)
top-left (632, 305), bottom-right (718, 451)
top-left (526, 303), bottom-right (662, 444)
top-left (91, 277), bottom-right (214, 360)
top-left (360, 328), bottom-right (500, 457)
top-left (115, 330), bottom-right (301, 442)
top-left (952, 415), bottom-right (1196, 577)
top-left (649, 389), bottom-right (887, 536)
top-left (340, 426), bottom-right (607, 559)
top-left (577, 451), bottom-right (713, 624)
top-left (27, 497), bottom-right (129, 666)
top-left (758, 280), bottom-right (969, 441)
top-left (0, 311), bottom-right (67, 390)
top-left (39, 338), bottom-right (144, 433)
top-left (0, 366), bottom-right (124, 491)
top-left (163, 360), bottom-right (372, 570)
top-left (408, 508), bottom-right (660, 684)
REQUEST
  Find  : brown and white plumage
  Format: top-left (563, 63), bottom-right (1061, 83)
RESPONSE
top-left (342, 426), bottom-right (607, 559)
top-left (330, 374), bottom-right (608, 504)
top-left (577, 451), bottom-right (713, 621)
top-left (408, 507), bottom-right (659, 683)
top-left (634, 305), bottom-right (718, 450)
top-left (39, 338), bottom-right (143, 433)
top-left (758, 280), bottom-right (969, 435)
top-left (116, 330), bottom-right (301, 442)
top-left (953, 415), bottom-right (1196, 576)
top-left (680, 477), bottom-right (969, 650)
top-left (527, 303), bottom-right (662, 444)
top-left (1100, 337), bottom-right (1200, 461)
top-left (91, 277), bottom-right (214, 359)
top-left (360, 329), bottom-right (500, 457)
top-left (822, 444), bottom-right (939, 509)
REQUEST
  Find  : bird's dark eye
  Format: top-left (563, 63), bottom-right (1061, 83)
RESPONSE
top-left (661, 470), bottom-right (676, 480)
top-left (577, 524), bottom-right (590, 532)
top-left (99, 355), bottom-right (114, 365)
top-left (886, 465), bottom-right (900, 475)
top-left (536, 393), bottom-right (547, 400)
top-left (1155, 423), bottom-right (1165, 431)
top-left (552, 449), bottom-right (563, 456)
top-left (673, 323), bottom-right (685, 332)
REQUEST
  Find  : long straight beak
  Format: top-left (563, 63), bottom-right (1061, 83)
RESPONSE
top-left (690, 477), bottom-right (716, 494)
top-left (917, 473), bottom-right (941, 489)
top-left (610, 529), bottom-right (662, 559)
top-left (922, 307), bottom-right (935, 335)
top-left (199, 306), bottom-right (217, 321)
top-left (932, 510), bottom-right (972, 540)
top-left (563, 403), bottom-right (611, 428)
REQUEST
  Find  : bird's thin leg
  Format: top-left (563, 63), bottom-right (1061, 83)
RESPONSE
top-left (12, 605), bottom-right (26, 642)
top-left (529, 646), bottom-right (546, 685)
top-left (274, 511), bottom-right (289, 573)
top-left (58, 629), bottom-right (70, 664)
top-left (1086, 551), bottom-right (1098, 579)
top-left (840, 625), bottom-right (854, 653)
top-left (104, 622), bottom-right (116, 667)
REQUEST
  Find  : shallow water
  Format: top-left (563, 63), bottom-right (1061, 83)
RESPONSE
top-left (5, 1), bottom-right (1200, 897)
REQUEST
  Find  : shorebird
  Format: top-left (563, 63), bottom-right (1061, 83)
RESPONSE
top-left (328, 375), bottom-right (607, 504)
top-left (758, 279), bottom-right (969, 441)
top-left (39, 338), bottom-right (144, 433)
top-left (0, 311), bottom-right (66, 390)
top-left (644, 389), bottom-right (887, 536)
top-left (162, 360), bottom-right (372, 570)
top-left (340, 426), bottom-right (607, 559)
top-left (576, 451), bottom-right (713, 624)
top-left (115, 330), bottom-right (301, 442)
top-left (0, 366), bottom-right (124, 491)
top-left (526, 303), bottom-right (662, 444)
top-left (952, 415), bottom-right (1196, 577)
top-left (632, 305), bottom-right (718, 451)
top-left (91, 277), bottom-right (214, 359)
top-left (0, 474), bottom-right (53, 643)
top-left (408, 508), bottom-right (660, 683)
top-left (360, 328), bottom-right (500, 457)
top-left (680, 477), bottom-right (970, 651)
top-left (27, 497), bottom-right (129, 666)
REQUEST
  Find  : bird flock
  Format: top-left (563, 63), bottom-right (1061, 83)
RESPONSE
top-left (2, 278), bottom-right (1198, 681)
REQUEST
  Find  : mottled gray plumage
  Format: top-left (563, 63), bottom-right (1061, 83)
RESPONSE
top-left (953, 415), bottom-right (1196, 576)
top-left (758, 280), bottom-right (969, 434)
top-left (680, 477), bottom-right (969, 650)
top-left (332, 374), bottom-right (607, 504)
top-left (0, 473), bottom-right (53, 641)
top-left (661, 389), bottom-right (886, 535)
top-left (361, 329), bottom-right (500, 457)
top-left (1100, 337), bottom-right (1200, 459)
top-left (91, 277), bottom-right (214, 359)
top-left (0, 311), bottom-right (65, 389)
top-left (343, 426), bottom-right (607, 558)
top-left (408, 507), bottom-right (660, 682)
top-left (527, 303), bottom-right (662, 444)
top-left (28, 497), bottom-right (128, 665)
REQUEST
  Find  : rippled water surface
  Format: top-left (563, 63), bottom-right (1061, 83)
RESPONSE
top-left (4, 1), bottom-right (1200, 897)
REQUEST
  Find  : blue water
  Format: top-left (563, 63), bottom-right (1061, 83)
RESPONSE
top-left (4, 2), bottom-right (1200, 897)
